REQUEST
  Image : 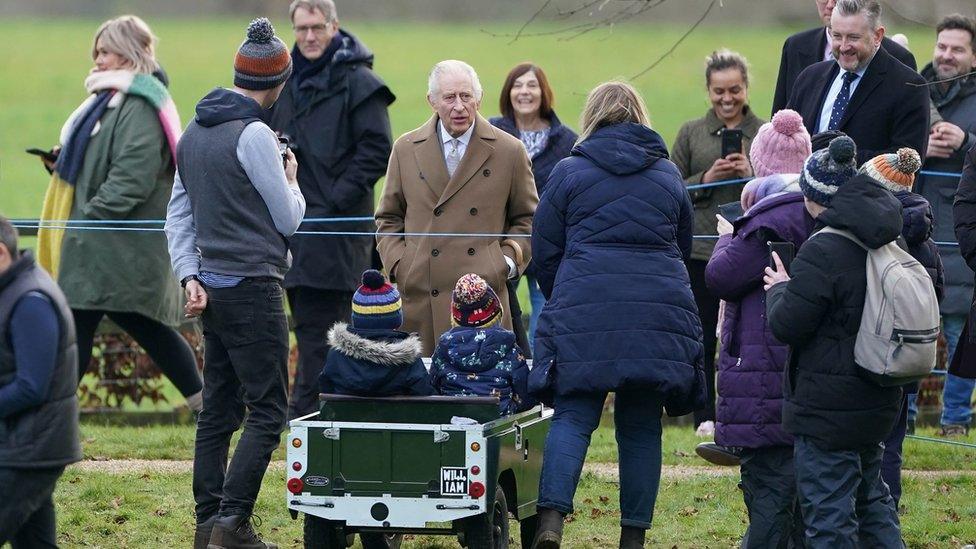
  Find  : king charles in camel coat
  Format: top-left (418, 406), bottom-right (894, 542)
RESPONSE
top-left (375, 113), bottom-right (538, 354)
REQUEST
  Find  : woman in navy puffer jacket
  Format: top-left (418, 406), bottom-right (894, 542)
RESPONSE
top-left (530, 82), bottom-right (705, 549)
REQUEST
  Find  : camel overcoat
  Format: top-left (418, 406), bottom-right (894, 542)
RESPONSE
top-left (375, 114), bottom-right (538, 354)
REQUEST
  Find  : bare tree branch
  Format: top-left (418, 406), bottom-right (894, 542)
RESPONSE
top-left (630, 0), bottom-right (718, 81)
top-left (508, 0), bottom-right (554, 44)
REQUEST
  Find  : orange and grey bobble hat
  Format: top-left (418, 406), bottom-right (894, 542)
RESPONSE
top-left (234, 18), bottom-right (292, 91)
top-left (858, 147), bottom-right (922, 193)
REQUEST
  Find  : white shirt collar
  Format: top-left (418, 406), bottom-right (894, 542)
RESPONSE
top-left (439, 118), bottom-right (476, 147)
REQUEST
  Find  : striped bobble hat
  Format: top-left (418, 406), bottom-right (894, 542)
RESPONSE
top-left (234, 18), bottom-right (292, 91)
top-left (799, 136), bottom-right (858, 207)
top-left (451, 274), bottom-right (504, 329)
top-left (858, 148), bottom-right (922, 193)
top-left (351, 270), bottom-right (402, 330)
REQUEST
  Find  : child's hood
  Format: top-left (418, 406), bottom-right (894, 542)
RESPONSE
top-left (327, 322), bottom-right (423, 367)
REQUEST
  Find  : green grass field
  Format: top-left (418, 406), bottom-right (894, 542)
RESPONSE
top-left (0, 18), bottom-right (940, 219)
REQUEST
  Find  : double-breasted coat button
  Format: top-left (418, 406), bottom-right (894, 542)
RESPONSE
top-left (470, 208), bottom-right (478, 216)
top-left (431, 289), bottom-right (439, 297)
top-left (434, 208), bottom-right (443, 217)
top-left (483, 169), bottom-right (491, 177)
top-left (468, 248), bottom-right (476, 255)
top-left (431, 249), bottom-right (440, 257)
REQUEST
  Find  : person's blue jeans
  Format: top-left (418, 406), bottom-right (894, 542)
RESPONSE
top-left (526, 275), bottom-right (545, 352)
top-left (794, 436), bottom-right (902, 549)
top-left (941, 314), bottom-right (974, 427)
top-left (538, 391), bottom-right (663, 529)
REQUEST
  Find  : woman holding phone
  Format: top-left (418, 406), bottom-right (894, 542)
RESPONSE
top-left (35, 16), bottom-right (203, 412)
top-left (671, 49), bottom-right (764, 436)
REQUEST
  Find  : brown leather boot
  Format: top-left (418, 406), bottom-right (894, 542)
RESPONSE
top-left (532, 508), bottom-right (564, 549)
top-left (193, 516), bottom-right (216, 549)
top-left (206, 515), bottom-right (277, 549)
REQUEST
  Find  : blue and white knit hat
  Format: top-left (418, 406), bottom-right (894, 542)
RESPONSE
top-left (234, 18), bottom-right (292, 91)
top-left (351, 270), bottom-right (402, 330)
top-left (799, 136), bottom-right (858, 207)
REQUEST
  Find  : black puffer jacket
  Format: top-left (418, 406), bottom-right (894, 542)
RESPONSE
top-left (896, 190), bottom-right (945, 302)
top-left (767, 176), bottom-right (904, 450)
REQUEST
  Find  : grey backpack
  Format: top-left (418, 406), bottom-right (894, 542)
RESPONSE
top-left (816, 227), bottom-right (940, 386)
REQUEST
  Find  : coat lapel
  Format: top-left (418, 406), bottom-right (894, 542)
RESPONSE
top-left (838, 48), bottom-right (889, 129)
top-left (436, 114), bottom-right (496, 208)
top-left (412, 115), bottom-right (450, 199)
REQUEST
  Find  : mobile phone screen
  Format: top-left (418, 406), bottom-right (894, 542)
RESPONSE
top-left (721, 129), bottom-right (743, 158)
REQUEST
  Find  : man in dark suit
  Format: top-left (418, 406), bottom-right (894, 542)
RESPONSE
top-left (772, 0), bottom-right (916, 115)
top-left (786, 0), bottom-right (929, 165)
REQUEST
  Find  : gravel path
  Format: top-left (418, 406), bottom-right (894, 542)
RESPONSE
top-left (67, 459), bottom-right (976, 480)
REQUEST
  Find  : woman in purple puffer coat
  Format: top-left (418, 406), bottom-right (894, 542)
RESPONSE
top-left (701, 110), bottom-right (816, 549)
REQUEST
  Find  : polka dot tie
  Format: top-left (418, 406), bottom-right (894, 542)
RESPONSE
top-left (827, 71), bottom-right (859, 131)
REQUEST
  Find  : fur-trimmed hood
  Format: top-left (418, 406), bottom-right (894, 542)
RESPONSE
top-left (327, 322), bottom-right (423, 367)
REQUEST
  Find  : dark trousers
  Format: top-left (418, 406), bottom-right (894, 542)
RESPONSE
top-left (73, 309), bottom-right (203, 397)
top-left (687, 259), bottom-right (718, 426)
top-left (881, 393), bottom-right (909, 509)
top-left (193, 279), bottom-right (289, 522)
top-left (794, 436), bottom-right (902, 549)
top-left (286, 287), bottom-right (353, 420)
top-left (539, 391), bottom-right (663, 529)
top-left (740, 446), bottom-right (803, 549)
top-left (0, 467), bottom-right (64, 548)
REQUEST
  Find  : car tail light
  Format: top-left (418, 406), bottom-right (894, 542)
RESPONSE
top-left (287, 477), bottom-right (304, 494)
top-left (469, 481), bottom-right (485, 499)
top-left (470, 465), bottom-right (481, 475)
top-left (470, 442), bottom-right (481, 452)
top-left (292, 461), bottom-right (302, 471)
top-left (291, 438), bottom-right (302, 448)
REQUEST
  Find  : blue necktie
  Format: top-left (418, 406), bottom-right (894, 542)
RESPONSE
top-left (827, 72), bottom-right (859, 131)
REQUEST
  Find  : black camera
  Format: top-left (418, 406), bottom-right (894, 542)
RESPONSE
top-left (277, 136), bottom-right (290, 169)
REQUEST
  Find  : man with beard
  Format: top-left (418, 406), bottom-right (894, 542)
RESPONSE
top-left (917, 14), bottom-right (976, 438)
top-left (269, 0), bottom-right (395, 420)
top-left (786, 0), bottom-right (929, 165)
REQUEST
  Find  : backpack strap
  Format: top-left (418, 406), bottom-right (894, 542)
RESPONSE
top-left (815, 226), bottom-right (869, 251)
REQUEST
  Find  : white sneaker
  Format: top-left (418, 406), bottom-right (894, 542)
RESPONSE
top-left (696, 420), bottom-right (715, 438)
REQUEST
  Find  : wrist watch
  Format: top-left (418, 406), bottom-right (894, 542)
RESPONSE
top-left (180, 275), bottom-right (199, 288)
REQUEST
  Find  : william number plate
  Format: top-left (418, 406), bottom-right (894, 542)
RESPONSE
top-left (440, 467), bottom-right (469, 496)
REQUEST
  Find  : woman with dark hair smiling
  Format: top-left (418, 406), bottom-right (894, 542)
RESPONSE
top-left (490, 63), bottom-right (576, 350)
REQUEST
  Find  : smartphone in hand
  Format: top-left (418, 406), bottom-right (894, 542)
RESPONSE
top-left (768, 241), bottom-right (795, 275)
top-left (26, 148), bottom-right (58, 163)
top-left (718, 201), bottom-right (744, 222)
top-left (721, 129), bottom-right (743, 158)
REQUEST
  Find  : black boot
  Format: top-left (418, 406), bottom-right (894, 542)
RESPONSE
top-left (207, 515), bottom-right (277, 549)
top-left (619, 526), bottom-right (646, 549)
top-left (532, 508), bottom-right (564, 549)
top-left (194, 516), bottom-right (216, 549)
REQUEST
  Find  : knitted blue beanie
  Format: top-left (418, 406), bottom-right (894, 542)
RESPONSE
top-left (799, 136), bottom-right (858, 206)
top-left (351, 270), bottom-right (402, 330)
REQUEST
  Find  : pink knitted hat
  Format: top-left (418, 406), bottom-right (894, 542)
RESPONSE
top-left (750, 110), bottom-right (812, 178)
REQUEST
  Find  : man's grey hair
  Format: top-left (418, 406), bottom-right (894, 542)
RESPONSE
top-left (0, 216), bottom-right (19, 260)
top-left (834, 0), bottom-right (882, 30)
top-left (289, 0), bottom-right (337, 22)
top-left (427, 60), bottom-right (483, 100)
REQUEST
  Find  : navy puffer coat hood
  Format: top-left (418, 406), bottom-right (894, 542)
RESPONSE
top-left (531, 123), bottom-right (705, 415)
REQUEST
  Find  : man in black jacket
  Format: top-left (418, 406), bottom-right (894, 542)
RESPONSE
top-left (269, 0), bottom-right (395, 419)
top-left (0, 217), bottom-right (81, 547)
top-left (771, 0), bottom-right (916, 115)
top-left (785, 0), bottom-right (929, 165)
top-left (950, 144), bottom-right (976, 388)
top-left (765, 137), bottom-right (903, 548)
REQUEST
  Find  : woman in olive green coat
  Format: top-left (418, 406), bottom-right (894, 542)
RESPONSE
top-left (43, 16), bottom-right (202, 410)
top-left (671, 49), bottom-right (764, 436)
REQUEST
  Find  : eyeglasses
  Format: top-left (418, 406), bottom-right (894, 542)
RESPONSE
top-left (293, 24), bottom-right (331, 36)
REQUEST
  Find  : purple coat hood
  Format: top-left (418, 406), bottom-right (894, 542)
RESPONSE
top-left (705, 192), bottom-right (815, 448)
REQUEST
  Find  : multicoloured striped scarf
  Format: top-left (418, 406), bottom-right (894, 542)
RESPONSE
top-left (37, 70), bottom-right (182, 276)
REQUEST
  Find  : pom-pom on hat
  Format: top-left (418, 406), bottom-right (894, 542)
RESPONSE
top-left (749, 109), bottom-right (812, 178)
top-left (799, 136), bottom-right (858, 207)
top-left (351, 270), bottom-right (402, 330)
top-left (451, 274), bottom-right (504, 329)
top-left (858, 148), bottom-right (922, 193)
top-left (234, 18), bottom-right (292, 91)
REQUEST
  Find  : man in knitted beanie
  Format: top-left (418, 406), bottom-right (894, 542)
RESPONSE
top-left (165, 17), bottom-right (304, 549)
top-left (750, 109), bottom-right (812, 178)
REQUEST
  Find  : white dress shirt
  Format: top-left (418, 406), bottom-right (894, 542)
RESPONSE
top-left (816, 61), bottom-right (869, 133)
top-left (438, 119), bottom-right (475, 163)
